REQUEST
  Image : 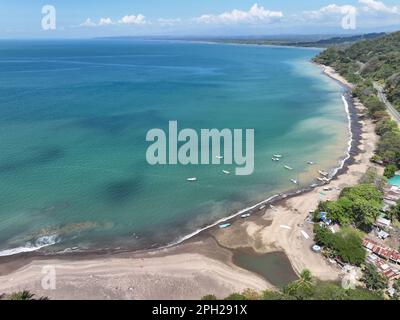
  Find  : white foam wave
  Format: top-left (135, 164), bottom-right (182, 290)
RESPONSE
top-left (329, 94), bottom-right (353, 178)
top-left (0, 235), bottom-right (60, 257)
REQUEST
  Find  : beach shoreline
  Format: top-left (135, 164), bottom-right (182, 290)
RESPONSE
top-left (0, 62), bottom-right (380, 300)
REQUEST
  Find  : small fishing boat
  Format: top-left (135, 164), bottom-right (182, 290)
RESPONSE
top-left (241, 213), bottom-right (251, 219)
top-left (272, 157), bottom-right (280, 161)
top-left (218, 223), bottom-right (231, 229)
top-left (284, 165), bottom-right (293, 170)
top-left (310, 183), bottom-right (318, 188)
top-left (308, 161), bottom-right (315, 165)
top-left (259, 205), bottom-right (266, 210)
top-left (290, 179), bottom-right (298, 184)
top-left (319, 170), bottom-right (329, 177)
top-left (273, 154), bottom-right (283, 158)
top-left (187, 177), bottom-right (197, 182)
top-left (222, 170), bottom-right (230, 175)
top-left (317, 177), bottom-right (325, 182)
top-left (216, 155), bottom-right (224, 159)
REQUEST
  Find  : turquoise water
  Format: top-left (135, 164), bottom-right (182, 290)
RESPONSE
top-left (0, 40), bottom-right (348, 255)
top-left (389, 175), bottom-right (400, 187)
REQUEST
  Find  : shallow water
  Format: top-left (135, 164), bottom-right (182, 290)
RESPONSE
top-left (0, 40), bottom-right (349, 255)
top-left (232, 249), bottom-right (299, 288)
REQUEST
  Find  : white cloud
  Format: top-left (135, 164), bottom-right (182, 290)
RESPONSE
top-left (195, 3), bottom-right (283, 24)
top-left (118, 14), bottom-right (146, 25)
top-left (80, 14), bottom-right (146, 27)
top-left (302, 4), bottom-right (357, 21)
top-left (359, 0), bottom-right (399, 14)
top-left (80, 18), bottom-right (97, 27)
top-left (99, 17), bottom-right (114, 26)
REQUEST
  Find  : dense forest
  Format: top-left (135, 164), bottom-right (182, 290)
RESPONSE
top-left (314, 31), bottom-right (400, 109)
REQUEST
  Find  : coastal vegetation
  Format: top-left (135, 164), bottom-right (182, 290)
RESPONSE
top-left (314, 31), bottom-right (400, 174)
top-left (202, 270), bottom-right (384, 300)
top-left (313, 226), bottom-right (365, 265)
top-left (314, 184), bottom-right (383, 231)
top-left (362, 264), bottom-right (388, 291)
top-left (309, 31), bottom-right (400, 299)
top-left (0, 290), bottom-right (48, 300)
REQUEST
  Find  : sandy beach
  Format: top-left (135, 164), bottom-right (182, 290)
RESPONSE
top-left (0, 64), bottom-right (380, 300)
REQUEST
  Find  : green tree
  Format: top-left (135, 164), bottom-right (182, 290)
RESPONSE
top-left (201, 294), bottom-right (217, 300)
top-left (384, 164), bottom-right (397, 179)
top-left (224, 293), bottom-right (248, 300)
top-left (8, 290), bottom-right (36, 300)
top-left (362, 264), bottom-right (388, 291)
top-left (284, 269), bottom-right (315, 300)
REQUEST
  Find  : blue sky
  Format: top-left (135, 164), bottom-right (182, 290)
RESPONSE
top-left (0, 0), bottom-right (399, 38)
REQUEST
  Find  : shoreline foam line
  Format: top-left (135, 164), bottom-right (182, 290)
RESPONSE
top-left (0, 235), bottom-right (60, 257)
top-left (329, 94), bottom-right (353, 179)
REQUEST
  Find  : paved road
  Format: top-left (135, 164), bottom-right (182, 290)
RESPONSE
top-left (373, 82), bottom-right (400, 124)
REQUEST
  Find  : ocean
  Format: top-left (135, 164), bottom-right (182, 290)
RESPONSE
top-left (0, 40), bottom-right (349, 255)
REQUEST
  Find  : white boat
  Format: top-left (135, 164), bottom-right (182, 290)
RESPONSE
top-left (259, 205), bottom-right (266, 210)
top-left (272, 157), bottom-right (280, 161)
top-left (310, 183), bottom-right (318, 188)
top-left (222, 170), bottom-right (230, 175)
top-left (317, 177), bottom-right (325, 182)
top-left (290, 179), bottom-right (298, 184)
top-left (308, 161), bottom-right (315, 165)
top-left (284, 165), bottom-right (293, 170)
top-left (241, 213), bottom-right (251, 219)
top-left (187, 177), bottom-right (197, 182)
top-left (216, 155), bottom-right (224, 159)
top-left (319, 170), bottom-right (329, 177)
top-left (219, 223), bottom-right (231, 229)
top-left (273, 154), bottom-right (283, 158)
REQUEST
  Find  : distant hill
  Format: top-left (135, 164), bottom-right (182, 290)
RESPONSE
top-left (314, 31), bottom-right (400, 109)
top-left (287, 32), bottom-right (386, 48)
top-left (200, 33), bottom-right (387, 48)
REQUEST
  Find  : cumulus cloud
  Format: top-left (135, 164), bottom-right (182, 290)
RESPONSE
top-left (359, 0), bottom-right (399, 14)
top-left (195, 3), bottom-right (283, 24)
top-left (118, 14), bottom-right (146, 25)
top-left (99, 17), bottom-right (113, 26)
top-left (80, 14), bottom-right (146, 27)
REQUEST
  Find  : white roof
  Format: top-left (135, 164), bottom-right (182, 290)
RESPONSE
top-left (378, 230), bottom-right (390, 238)
top-left (376, 217), bottom-right (391, 227)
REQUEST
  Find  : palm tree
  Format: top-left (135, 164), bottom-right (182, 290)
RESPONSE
top-left (6, 290), bottom-right (49, 300)
top-left (284, 269), bottom-right (315, 299)
top-left (8, 290), bottom-right (35, 300)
